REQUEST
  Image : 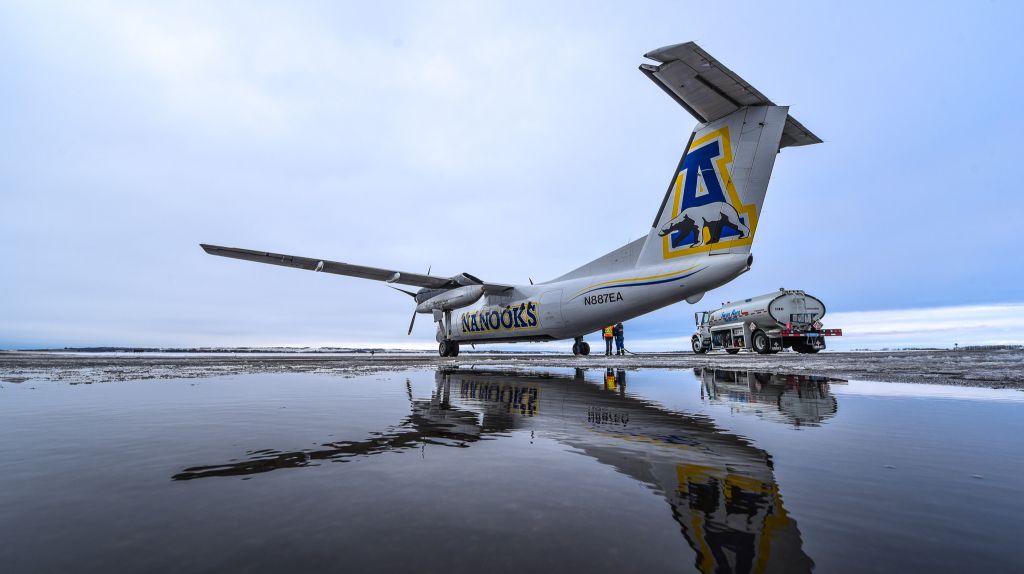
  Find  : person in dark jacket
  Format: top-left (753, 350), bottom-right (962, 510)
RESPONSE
top-left (613, 322), bottom-right (625, 355)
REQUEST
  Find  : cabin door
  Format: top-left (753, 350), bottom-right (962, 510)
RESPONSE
top-left (538, 290), bottom-right (565, 329)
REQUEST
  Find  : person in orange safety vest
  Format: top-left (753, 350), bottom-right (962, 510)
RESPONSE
top-left (602, 325), bottom-right (614, 355)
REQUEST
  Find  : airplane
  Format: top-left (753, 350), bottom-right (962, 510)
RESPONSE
top-left (201, 41), bottom-right (821, 357)
top-left (173, 367), bottom-right (818, 572)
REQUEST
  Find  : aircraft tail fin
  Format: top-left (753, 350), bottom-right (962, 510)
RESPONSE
top-left (636, 42), bottom-right (819, 267)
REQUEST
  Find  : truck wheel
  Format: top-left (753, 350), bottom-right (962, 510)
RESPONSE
top-left (726, 348), bottom-right (740, 355)
top-left (580, 342), bottom-right (591, 355)
top-left (692, 337), bottom-right (708, 354)
top-left (793, 341), bottom-right (820, 354)
top-left (752, 330), bottom-right (771, 355)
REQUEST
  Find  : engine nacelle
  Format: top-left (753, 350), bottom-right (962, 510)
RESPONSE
top-left (450, 272), bottom-right (484, 287)
top-left (416, 285), bottom-right (484, 313)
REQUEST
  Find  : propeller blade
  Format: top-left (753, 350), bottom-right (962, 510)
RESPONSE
top-left (387, 285), bottom-right (417, 297)
top-left (407, 310), bottom-right (417, 335)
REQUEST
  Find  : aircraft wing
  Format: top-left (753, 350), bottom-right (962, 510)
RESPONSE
top-left (200, 244), bottom-right (514, 291)
top-left (640, 41), bottom-right (821, 148)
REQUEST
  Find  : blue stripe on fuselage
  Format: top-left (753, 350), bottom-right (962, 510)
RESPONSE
top-left (576, 268), bottom-right (704, 297)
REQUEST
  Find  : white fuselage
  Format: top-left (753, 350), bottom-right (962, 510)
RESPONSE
top-left (439, 252), bottom-right (752, 344)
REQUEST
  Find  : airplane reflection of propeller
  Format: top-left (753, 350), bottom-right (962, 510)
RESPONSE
top-left (174, 368), bottom-right (814, 573)
top-left (696, 367), bottom-right (843, 426)
top-left (172, 378), bottom-right (492, 481)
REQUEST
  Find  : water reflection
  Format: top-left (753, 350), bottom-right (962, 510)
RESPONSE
top-left (696, 368), bottom-right (843, 426)
top-left (175, 368), bottom-right (822, 573)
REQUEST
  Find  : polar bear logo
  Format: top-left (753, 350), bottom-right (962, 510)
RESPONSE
top-left (658, 201), bottom-right (750, 248)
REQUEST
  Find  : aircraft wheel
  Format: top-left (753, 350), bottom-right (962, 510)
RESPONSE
top-left (579, 342), bottom-right (590, 356)
top-left (726, 348), bottom-right (740, 355)
top-left (449, 342), bottom-right (460, 357)
top-left (692, 336), bottom-right (708, 354)
top-left (438, 341), bottom-right (450, 357)
top-left (752, 330), bottom-right (771, 355)
top-left (571, 342), bottom-right (580, 356)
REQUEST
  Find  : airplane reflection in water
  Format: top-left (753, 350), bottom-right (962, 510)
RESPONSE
top-left (696, 368), bottom-right (844, 426)
top-left (174, 368), bottom-right (839, 573)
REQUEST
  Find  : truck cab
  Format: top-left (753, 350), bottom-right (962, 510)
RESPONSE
top-left (693, 311), bottom-right (749, 355)
top-left (694, 311), bottom-right (710, 329)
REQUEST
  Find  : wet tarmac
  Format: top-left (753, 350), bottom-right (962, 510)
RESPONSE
top-left (2, 348), bottom-right (1023, 388)
top-left (1, 363), bottom-right (1022, 573)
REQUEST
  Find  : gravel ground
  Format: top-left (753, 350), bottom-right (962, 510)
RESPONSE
top-left (1, 349), bottom-right (1022, 389)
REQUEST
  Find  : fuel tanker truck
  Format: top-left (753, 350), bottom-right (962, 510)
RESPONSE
top-left (692, 289), bottom-right (842, 355)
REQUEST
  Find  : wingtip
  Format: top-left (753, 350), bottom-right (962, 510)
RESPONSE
top-left (643, 40), bottom-right (698, 63)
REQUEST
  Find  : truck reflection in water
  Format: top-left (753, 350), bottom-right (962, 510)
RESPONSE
top-left (696, 368), bottom-right (843, 426)
top-left (174, 368), bottom-right (827, 573)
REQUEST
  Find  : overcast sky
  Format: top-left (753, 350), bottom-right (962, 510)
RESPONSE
top-left (2, 1), bottom-right (1022, 350)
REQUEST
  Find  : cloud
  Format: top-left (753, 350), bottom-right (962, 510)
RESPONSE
top-left (827, 304), bottom-right (1024, 349)
top-left (2, 2), bottom-right (1022, 350)
top-left (607, 303), bottom-right (1024, 353)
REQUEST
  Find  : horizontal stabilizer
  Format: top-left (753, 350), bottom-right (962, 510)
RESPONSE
top-left (641, 42), bottom-right (821, 148)
top-left (200, 244), bottom-right (512, 291)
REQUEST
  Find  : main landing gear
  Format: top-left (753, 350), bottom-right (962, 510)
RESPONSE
top-left (436, 308), bottom-right (460, 357)
top-left (571, 337), bottom-right (591, 356)
top-left (439, 340), bottom-right (460, 357)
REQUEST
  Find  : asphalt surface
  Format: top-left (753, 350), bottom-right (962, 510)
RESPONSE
top-left (1, 349), bottom-right (1021, 389)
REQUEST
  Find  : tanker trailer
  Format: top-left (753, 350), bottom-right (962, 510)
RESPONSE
top-left (691, 289), bottom-right (842, 355)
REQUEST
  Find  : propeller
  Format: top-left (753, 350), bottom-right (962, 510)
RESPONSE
top-left (407, 309), bottom-right (417, 336)
top-left (386, 285), bottom-right (418, 335)
top-left (389, 264), bottom-right (431, 336)
top-left (406, 264), bottom-right (435, 335)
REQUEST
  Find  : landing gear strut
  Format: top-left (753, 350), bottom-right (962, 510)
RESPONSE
top-left (571, 337), bottom-right (590, 356)
top-left (436, 309), bottom-right (459, 357)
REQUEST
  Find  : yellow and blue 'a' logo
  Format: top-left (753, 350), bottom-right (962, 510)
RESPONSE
top-left (659, 127), bottom-right (757, 258)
